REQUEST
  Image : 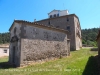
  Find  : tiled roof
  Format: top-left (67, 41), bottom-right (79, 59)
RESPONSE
top-left (9, 20), bottom-right (69, 34)
top-left (0, 44), bottom-right (9, 48)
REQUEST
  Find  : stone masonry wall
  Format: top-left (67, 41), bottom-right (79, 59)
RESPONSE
top-left (37, 15), bottom-right (76, 50)
top-left (9, 23), bottom-right (21, 67)
top-left (20, 24), bottom-right (69, 65)
top-left (74, 17), bottom-right (82, 50)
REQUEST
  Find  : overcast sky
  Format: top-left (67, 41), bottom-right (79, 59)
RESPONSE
top-left (0, 0), bottom-right (100, 33)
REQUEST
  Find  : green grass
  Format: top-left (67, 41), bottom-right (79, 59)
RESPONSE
top-left (0, 48), bottom-right (99, 75)
top-left (0, 57), bottom-right (8, 62)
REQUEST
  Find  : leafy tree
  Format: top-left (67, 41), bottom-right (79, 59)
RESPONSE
top-left (82, 27), bottom-right (99, 47)
top-left (0, 32), bottom-right (10, 44)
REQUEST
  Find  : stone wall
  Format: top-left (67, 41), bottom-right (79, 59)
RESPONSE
top-left (37, 15), bottom-right (77, 50)
top-left (74, 17), bottom-right (82, 50)
top-left (20, 24), bottom-right (69, 65)
top-left (37, 15), bottom-right (74, 30)
top-left (9, 23), bottom-right (21, 67)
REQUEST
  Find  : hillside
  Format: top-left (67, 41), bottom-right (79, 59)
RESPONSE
top-left (82, 28), bottom-right (99, 46)
top-left (0, 28), bottom-right (99, 46)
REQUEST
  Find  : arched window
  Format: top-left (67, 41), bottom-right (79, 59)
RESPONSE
top-left (57, 14), bottom-right (59, 17)
top-left (50, 15), bottom-right (52, 18)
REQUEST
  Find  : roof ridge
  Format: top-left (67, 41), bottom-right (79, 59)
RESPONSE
top-left (9, 20), bottom-right (69, 34)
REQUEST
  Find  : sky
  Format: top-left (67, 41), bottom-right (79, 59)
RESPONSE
top-left (0, 0), bottom-right (100, 33)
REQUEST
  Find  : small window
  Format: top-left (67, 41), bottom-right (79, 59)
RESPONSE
top-left (67, 18), bottom-right (69, 21)
top-left (4, 49), bottom-right (7, 53)
top-left (48, 21), bottom-right (50, 25)
top-left (66, 26), bottom-right (70, 31)
top-left (77, 22), bottom-right (80, 28)
top-left (14, 27), bottom-right (17, 34)
top-left (50, 15), bottom-right (52, 18)
top-left (56, 26), bottom-right (59, 28)
top-left (54, 14), bottom-right (56, 17)
top-left (57, 14), bottom-right (59, 17)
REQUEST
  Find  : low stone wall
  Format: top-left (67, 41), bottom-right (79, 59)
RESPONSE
top-left (20, 38), bottom-right (69, 65)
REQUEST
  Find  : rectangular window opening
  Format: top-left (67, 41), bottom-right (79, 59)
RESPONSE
top-left (48, 21), bottom-right (50, 25)
top-left (66, 26), bottom-right (70, 31)
top-left (54, 14), bottom-right (56, 17)
top-left (4, 49), bottom-right (7, 53)
top-left (57, 14), bottom-right (59, 17)
top-left (50, 15), bottom-right (52, 18)
top-left (67, 18), bottom-right (69, 21)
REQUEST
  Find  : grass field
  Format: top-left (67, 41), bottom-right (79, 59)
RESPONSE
top-left (0, 48), bottom-right (99, 75)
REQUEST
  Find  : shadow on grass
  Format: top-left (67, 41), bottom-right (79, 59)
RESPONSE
top-left (0, 62), bottom-right (16, 69)
top-left (82, 56), bottom-right (99, 75)
top-left (90, 48), bottom-right (98, 51)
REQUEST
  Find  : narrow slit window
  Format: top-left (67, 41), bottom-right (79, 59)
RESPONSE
top-left (48, 21), bottom-right (50, 25)
top-left (67, 18), bottom-right (69, 21)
